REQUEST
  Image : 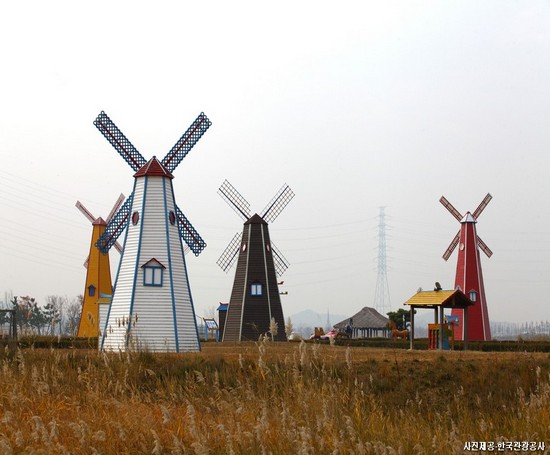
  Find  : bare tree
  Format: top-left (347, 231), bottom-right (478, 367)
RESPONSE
top-left (64, 295), bottom-right (83, 336)
top-left (44, 295), bottom-right (67, 336)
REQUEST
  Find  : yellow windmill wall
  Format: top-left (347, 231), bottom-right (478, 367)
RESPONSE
top-left (77, 223), bottom-right (113, 337)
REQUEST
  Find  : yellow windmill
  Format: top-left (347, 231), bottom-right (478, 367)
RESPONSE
top-left (76, 195), bottom-right (124, 337)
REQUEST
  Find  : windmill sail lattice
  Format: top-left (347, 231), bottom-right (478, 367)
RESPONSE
top-left (217, 180), bottom-right (294, 342)
top-left (161, 112), bottom-right (211, 172)
top-left (94, 111), bottom-right (146, 171)
top-left (96, 194), bottom-right (134, 254)
top-left (217, 232), bottom-right (241, 272)
top-left (261, 183), bottom-right (295, 223)
top-left (93, 111), bottom-right (211, 352)
top-left (270, 241), bottom-right (290, 277)
top-left (218, 180), bottom-right (251, 221)
top-left (175, 206), bottom-right (207, 256)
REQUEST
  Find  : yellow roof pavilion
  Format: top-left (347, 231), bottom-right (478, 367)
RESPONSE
top-left (404, 289), bottom-right (474, 309)
top-left (403, 289), bottom-right (474, 350)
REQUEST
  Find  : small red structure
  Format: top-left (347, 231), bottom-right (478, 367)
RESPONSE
top-left (440, 194), bottom-right (493, 341)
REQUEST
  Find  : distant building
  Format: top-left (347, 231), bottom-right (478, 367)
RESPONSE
top-left (334, 306), bottom-right (390, 338)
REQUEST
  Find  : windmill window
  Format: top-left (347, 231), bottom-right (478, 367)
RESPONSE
top-left (141, 259), bottom-right (166, 287)
top-left (88, 285), bottom-right (96, 297)
top-left (250, 282), bottom-right (263, 296)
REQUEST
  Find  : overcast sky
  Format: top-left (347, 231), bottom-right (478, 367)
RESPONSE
top-left (1, 1), bottom-right (549, 324)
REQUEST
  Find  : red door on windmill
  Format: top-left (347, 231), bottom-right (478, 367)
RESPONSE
top-left (440, 194), bottom-right (493, 341)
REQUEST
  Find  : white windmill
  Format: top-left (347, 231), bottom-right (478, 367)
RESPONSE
top-left (93, 111), bottom-right (211, 352)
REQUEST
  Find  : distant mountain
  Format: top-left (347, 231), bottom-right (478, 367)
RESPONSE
top-left (288, 309), bottom-right (348, 330)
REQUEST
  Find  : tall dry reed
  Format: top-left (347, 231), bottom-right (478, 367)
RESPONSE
top-left (0, 341), bottom-right (548, 454)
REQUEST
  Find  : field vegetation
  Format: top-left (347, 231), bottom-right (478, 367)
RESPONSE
top-left (0, 340), bottom-right (548, 454)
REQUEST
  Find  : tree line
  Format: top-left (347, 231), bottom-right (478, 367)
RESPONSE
top-left (0, 295), bottom-right (82, 336)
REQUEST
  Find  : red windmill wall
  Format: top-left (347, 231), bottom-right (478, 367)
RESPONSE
top-left (451, 213), bottom-right (491, 341)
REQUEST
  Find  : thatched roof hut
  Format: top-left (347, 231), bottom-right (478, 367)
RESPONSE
top-left (334, 306), bottom-right (390, 338)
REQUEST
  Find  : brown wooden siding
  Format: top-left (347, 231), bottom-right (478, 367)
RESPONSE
top-left (223, 217), bottom-right (287, 342)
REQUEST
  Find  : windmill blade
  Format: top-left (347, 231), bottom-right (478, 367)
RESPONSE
top-left (218, 180), bottom-right (251, 221)
top-left (477, 235), bottom-right (493, 258)
top-left (85, 241), bottom-right (122, 268)
top-left (439, 196), bottom-right (463, 222)
top-left (107, 195), bottom-right (125, 254)
top-left (216, 232), bottom-right (241, 272)
top-left (76, 201), bottom-right (96, 223)
top-left (442, 231), bottom-right (460, 261)
top-left (473, 193), bottom-right (492, 220)
top-left (113, 241), bottom-right (123, 254)
top-left (94, 111), bottom-right (147, 172)
top-left (175, 206), bottom-right (207, 256)
top-left (96, 194), bottom-right (134, 254)
top-left (261, 184), bottom-right (295, 224)
top-left (106, 193), bottom-right (126, 223)
top-left (161, 112), bottom-right (212, 173)
top-left (271, 242), bottom-right (289, 277)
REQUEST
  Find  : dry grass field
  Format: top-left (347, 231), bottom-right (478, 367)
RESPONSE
top-left (0, 341), bottom-right (549, 454)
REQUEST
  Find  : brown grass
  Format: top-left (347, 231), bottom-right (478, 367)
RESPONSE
top-left (0, 341), bottom-right (549, 454)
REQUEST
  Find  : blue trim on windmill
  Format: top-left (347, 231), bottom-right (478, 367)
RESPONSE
top-left (94, 110), bottom-right (211, 352)
top-left (94, 111), bottom-right (147, 171)
top-left (95, 111), bottom-right (210, 261)
top-left (163, 176), bottom-right (180, 351)
top-left (96, 194), bottom-right (134, 254)
top-left (169, 178), bottom-right (202, 351)
top-left (126, 175), bottom-right (148, 347)
top-left (100, 198), bottom-right (132, 351)
top-left (161, 112), bottom-right (211, 173)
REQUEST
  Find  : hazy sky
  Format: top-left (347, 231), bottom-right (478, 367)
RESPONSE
top-left (1, 1), bottom-right (549, 324)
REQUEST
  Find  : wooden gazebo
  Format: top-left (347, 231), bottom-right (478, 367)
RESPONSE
top-left (403, 289), bottom-right (474, 350)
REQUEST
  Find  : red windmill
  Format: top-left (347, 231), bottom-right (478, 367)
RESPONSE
top-left (440, 193), bottom-right (493, 341)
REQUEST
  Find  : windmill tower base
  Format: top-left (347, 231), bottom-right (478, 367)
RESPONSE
top-left (100, 165), bottom-right (201, 353)
top-left (222, 215), bottom-right (287, 342)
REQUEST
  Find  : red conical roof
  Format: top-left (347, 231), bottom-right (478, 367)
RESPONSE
top-left (92, 217), bottom-right (107, 226)
top-left (134, 156), bottom-right (173, 179)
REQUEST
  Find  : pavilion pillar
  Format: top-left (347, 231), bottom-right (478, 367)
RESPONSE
top-left (409, 306), bottom-right (415, 350)
top-left (439, 305), bottom-right (445, 351)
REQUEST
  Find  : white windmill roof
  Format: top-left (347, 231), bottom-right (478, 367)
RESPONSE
top-left (461, 212), bottom-right (476, 223)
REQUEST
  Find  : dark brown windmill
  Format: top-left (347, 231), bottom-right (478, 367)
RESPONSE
top-left (217, 180), bottom-right (294, 341)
